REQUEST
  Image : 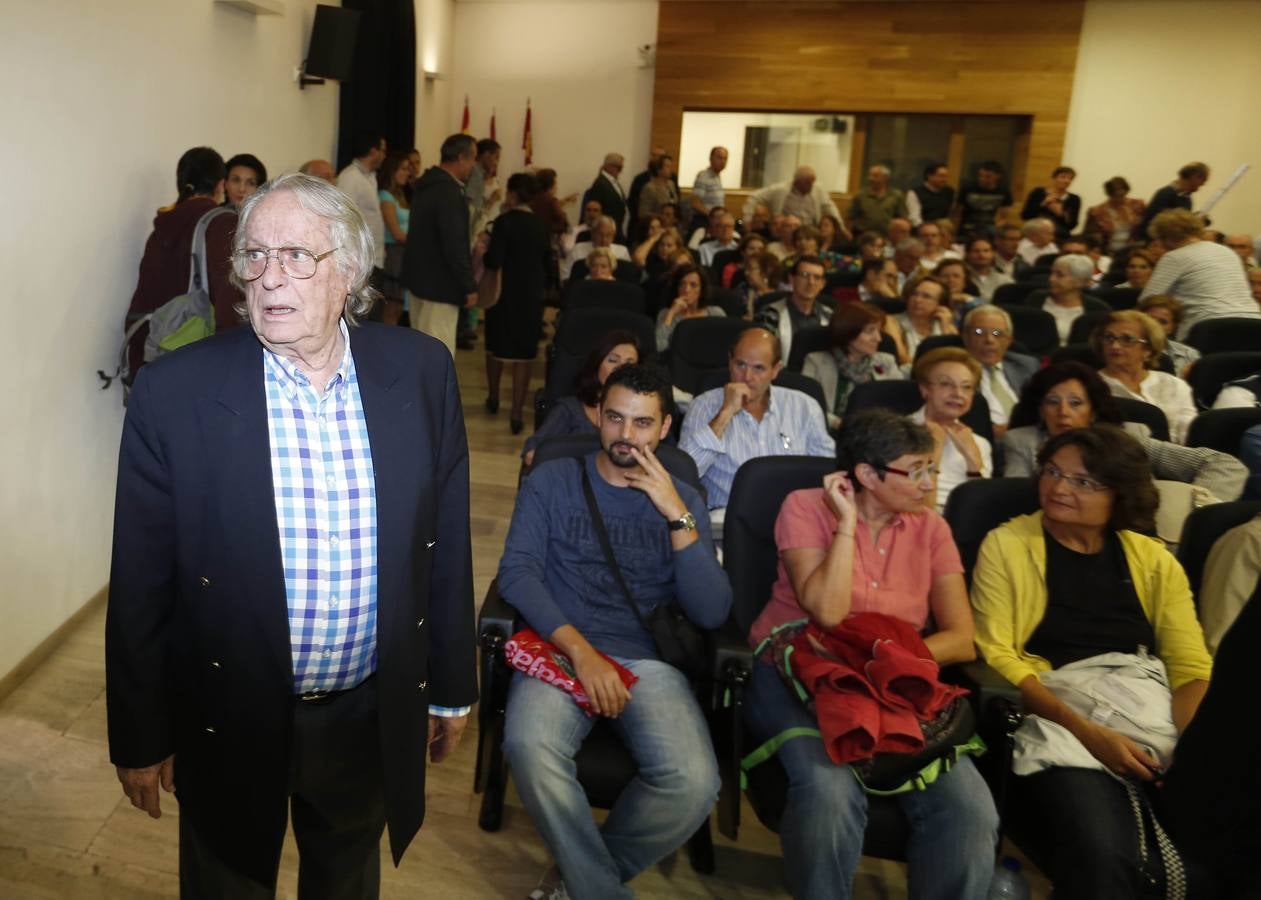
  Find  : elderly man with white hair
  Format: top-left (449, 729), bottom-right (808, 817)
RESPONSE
top-left (1016, 217), bottom-right (1058, 268)
top-left (742, 165), bottom-right (847, 233)
top-left (846, 164), bottom-right (908, 235)
top-left (107, 172), bottom-right (476, 897)
top-left (961, 304), bottom-right (1039, 438)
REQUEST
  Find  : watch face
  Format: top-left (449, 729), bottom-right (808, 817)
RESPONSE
top-left (670, 512), bottom-right (697, 532)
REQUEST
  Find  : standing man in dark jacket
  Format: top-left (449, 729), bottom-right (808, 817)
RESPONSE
top-left (583, 152), bottom-right (628, 241)
top-left (403, 133), bottom-right (478, 356)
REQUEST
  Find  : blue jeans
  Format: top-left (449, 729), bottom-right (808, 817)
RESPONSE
top-left (503, 658), bottom-right (720, 900)
top-left (745, 661), bottom-right (998, 900)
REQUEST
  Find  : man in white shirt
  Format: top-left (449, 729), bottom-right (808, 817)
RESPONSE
top-left (336, 132), bottom-right (387, 272)
top-left (464, 138), bottom-right (502, 238)
top-left (961, 305), bottom-right (1038, 439)
top-left (690, 146), bottom-right (728, 218)
top-left (964, 236), bottom-right (1013, 301)
top-left (697, 211), bottom-right (739, 268)
top-left (1016, 218), bottom-right (1058, 268)
top-left (742, 166), bottom-right (846, 231)
top-left (991, 224), bottom-right (1027, 279)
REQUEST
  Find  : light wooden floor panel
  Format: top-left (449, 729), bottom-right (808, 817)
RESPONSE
top-left (0, 329), bottom-right (1050, 899)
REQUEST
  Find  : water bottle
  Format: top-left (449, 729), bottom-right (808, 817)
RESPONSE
top-left (987, 855), bottom-right (1031, 900)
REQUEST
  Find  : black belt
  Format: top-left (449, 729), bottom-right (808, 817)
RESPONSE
top-left (296, 673), bottom-right (374, 702)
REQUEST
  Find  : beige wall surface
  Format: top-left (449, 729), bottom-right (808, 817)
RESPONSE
top-left (1063, 0), bottom-right (1261, 233)
top-left (0, 0), bottom-right (340, 680)
top-left (416, 0), bottom-right (457, 162)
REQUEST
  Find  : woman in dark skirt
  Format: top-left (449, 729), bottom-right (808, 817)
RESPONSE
top-left (484, 172), bottom-right (554, 434)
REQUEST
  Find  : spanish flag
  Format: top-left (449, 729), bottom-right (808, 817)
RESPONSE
top-left (522, 100), bottom-right (532, 166)
top-left (461, 96), bottom-right (470, 135)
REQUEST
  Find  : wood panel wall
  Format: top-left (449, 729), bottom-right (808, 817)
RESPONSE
top-left (653, 1), bottom-right (1085, 204)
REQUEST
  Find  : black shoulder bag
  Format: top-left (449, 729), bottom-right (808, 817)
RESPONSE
top-left (579, 463), bottom-right (707, 679)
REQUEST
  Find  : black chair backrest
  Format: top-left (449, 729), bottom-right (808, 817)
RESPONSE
top-left (708, 287), bottom-right (748, 319)
top-left (1186, 408), bottom-right (1261, 454)
top-left (1099, 286), bottom-right (1139, 310)
top-left (1112, 397), bottom-right (1171, 442)
top-left (826, 269), bottom-right (862, 291)
top-left (1184, 318), bottom-right (1261, 355)
top-left (998, 305), bottom-right (1060, 356)
top-left (753, 290), bottom-right (792, 315)
top-left (869, 296), bottom-right (906, 316)
top-left (530, 433), bottom-right (704, 500)
top-left (1177, 501), bottom-right (1261, 599)
top-left (710, 248), bottom-right (741, 280)
top-left (724, 456), bottom-right (837, 635)
top-left (1032, 251), bottom-right (1059, 271)
top-left (1067, 311), bottom-right (1113, 346)
top-left (844, 380), bottom-right (994, 446)
top-left (992, 282), bottom-right (1034, 307)
top-left (1049, 342), bottom-right (1103, 368)
top-left (1021, 289), bottom-right (1111, 315)
top-left (786, 324), bottom-right (833, 372)
top-left (669, 317), bottom-right (755, 395)
top-left (942, 478), bottom-right (1040, 585)
top-left (695, 369), bottom-right (829, 423)
top-left (545, 307), bottom-right (656, 406)
top-left (914, 333), bottom-right (964, 360)
top-left (1186, 352), bottom-right (1261, 408)
top-left (567, 259), bottom-right (642, 285)
top-left (564, 279), bottom-right (647, 315)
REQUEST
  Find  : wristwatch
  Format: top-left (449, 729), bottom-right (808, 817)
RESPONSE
top-left (667, 512), bottom-right (697, 533)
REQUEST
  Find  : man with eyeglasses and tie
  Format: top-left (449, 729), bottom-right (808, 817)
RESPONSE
top-left (107, 172), bottom-right (476, 898)
top-left (962, 304), bottom-right (1039, 440)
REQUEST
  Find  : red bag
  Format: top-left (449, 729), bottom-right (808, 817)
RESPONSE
top-left (503, 628), bottom-right (639, 717)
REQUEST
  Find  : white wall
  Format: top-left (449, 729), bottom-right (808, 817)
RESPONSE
top-left (416, 0), bottom-right (456, 161)
top-left (1065, 0), bottom-right (1261, 235)
top-left (0, 0), bottom-right (339, 679)
top-left (449, 0), bottom-right (659, 202)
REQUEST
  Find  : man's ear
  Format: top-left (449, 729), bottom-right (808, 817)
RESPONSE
top-left (772, 360), bottom-right (786, 380)
top-left (659, 413), bottom-right (673, 441)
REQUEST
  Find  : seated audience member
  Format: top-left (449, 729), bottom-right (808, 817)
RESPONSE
top-left (124, 146), bottom-right (241, 379)
top-left (1198, 512), bottom-right (1261, 654)
top-left (643, 226), bottom-right (684, 284)
top-left (655, 262), bottom-right (725, 353)
top-left (971, 425), bottom-right (1212, 900)
top-left (1061, 234), bottom-right (1109, 285)
top-left (744, 409), bottom-right (998, 900)
top-left (782, 224), bottom-right (824, 273)
top-left (1093, 310), bottom-right (1197, 444)
top-left (735, 251), bottom-right (779, 317)
top-left (744, 202), bottom-right (772, 239)
top-left (857, 257), bottom-right (900, 303)
top-left (1043, 254), bottom-right (1097, 345)
top-left (1085, 176), bottom-right (1146, 253)
top-left (991, 223), bottom-right (1028, 279)
top-left (956, 160), bottom-right (1013, 241)
top-left (522, 330), bottom-right (641, 466)
top-left (742, 166), bottom-right (847, 232)
top-left (498, 364), bottom-right (730, 900)
top-left (723, 232), bottom-right (767, 288)
top-left (909, 348), bottom-right (992, 512)
top-left (1135, 295), bottom-right (1200, 375)
top-left (574, 198), bottom-right (603, 244)
top-left (690, 145), bottom-right (728, 219)
top-left (846, 164), bottom-right (908, 235)
top-left (564, 215), bottom-right (630, 281)
top-left (817, 213), bottom-right (846, 257)
top-left (886, 216), bottom-right (912, 253)
top-left (916, 219), bottom-right (960, 271)
top-left (964, 234), bottom-right (1013, 301)
top-left (848, 229), bottom-right (888, 269)
top-left (906, 162), bottom-right (955, 227)
top-left (298, 159), bottom-right (335, 182)
top-left (766, 213), bottom-right (802, 261)
top-left (698, 210), bottom-right (740, 268)
top-left (754, 256), bottom-right (832, 363)
top-left (1225, 233), bottom-right (1258, 269)
top-left (680, 328), bottom-right (834, 510)
top-left (887, 274), bottom-right (955, 363)
top-left (630, 214), bottom-right (664, 265)
top-left (1016, 217), bottom-right (1058, 268)
top-left (658, 201), bottom-right (681, 233)
top-left (1116, 246), bottom-right (1154, 290)
top-left (585, 247), bottom-right (618, 281)
top-left (962, 305), bottom-right (1038, 438)
top-left (687, 205), bottom-right (724, 250)
top-left (1002, 362), bottom-right (1246, 502)
top-left (1142, 209), bottom-right (1261, 338)
top-left (892, 237), bottom-right (925, 291)
top-left (802, 303), bottom-right (901, 430)
top-left (222, 152), bottom-right (267, 211)
top-left (934, 258), bottom-right (981, 323)
top-left (1136, 161), bottom-right (1209, 241)
top-left (1021, 166), bottom-right (1080, 240)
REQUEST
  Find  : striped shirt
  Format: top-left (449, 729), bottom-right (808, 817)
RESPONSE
top-left (692, 167), bottom-right (725, 212)
top-left (680, 385), bottom-right (835, 508)
top-left (1142, 240), bottom-right (1260, 340)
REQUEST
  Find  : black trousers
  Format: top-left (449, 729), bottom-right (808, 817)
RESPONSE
top-left (179, 678), bottom-right (386, 900)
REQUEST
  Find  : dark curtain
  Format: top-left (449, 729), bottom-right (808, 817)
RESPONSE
top-left (336, 0), bottom-right (416, 169)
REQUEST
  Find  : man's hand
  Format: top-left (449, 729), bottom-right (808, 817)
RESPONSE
top-left (572, 649), bottom-right (632, 718)
top-left (624, 445), bottom-right (688, 521)
top-left (465, 292), bottom-right (479, 308)
top-left (116, 755), bottom-right (176, 819)
top-left (427, 714), bottom-right (471, 764)
top-left (721, 382), bottom-right (753, 417)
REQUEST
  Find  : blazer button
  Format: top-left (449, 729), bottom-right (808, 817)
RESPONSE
top-left (416, 618), bottom-right (425, 629)
top-left (417, 681), bottom-right (428, 691)
top-left (210, 661), bottom-right (221, 669)
top-left (199, 576), bottom-right (211, 588)
top-left (204, 725), bottom-right (216, 734)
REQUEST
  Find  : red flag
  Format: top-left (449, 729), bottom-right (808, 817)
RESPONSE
top-left (490, 108), bottom-right (497, 141)
top-left (461, 96), bottom-right (470, 135)
top-left (522, 100), bottom-right (532, 166)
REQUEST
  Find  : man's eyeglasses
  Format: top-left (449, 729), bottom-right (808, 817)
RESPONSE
top-left (968, 327), bottom-right (1009, 339)
top-left (1099, 332), bottom-right (1150, 347)
top-left (794, 271), bottom-right (826, 282)
top-left (1039, 462), bottom-right (1108, 493)
top-left (235, 246), bottom-right (339, 281)
top-left (880, 463), bottom-right (939, 482)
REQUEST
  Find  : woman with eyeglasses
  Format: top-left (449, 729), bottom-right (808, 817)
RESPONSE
top-left (1093, 310), bottom-right (1196, 444)
top-left (745, 409), bottom-right (997, 900)
top-left (1001, 362), bottom-right (1246, 502)
top-left (972, 425), bottom-right (1212, 899)
top-left (909, 347), bottom-right (991, 513)
top-left (1134, 295), bottom-right (1200, 377)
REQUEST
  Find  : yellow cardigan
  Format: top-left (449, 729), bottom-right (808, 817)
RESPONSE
top-left (971, 511), bottom-right (1212, 691)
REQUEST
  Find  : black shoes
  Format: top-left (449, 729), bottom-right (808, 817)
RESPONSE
top-left (510, 418), bottom-right (524, 435)
top-left (485, 396), bottom-right (499, 415)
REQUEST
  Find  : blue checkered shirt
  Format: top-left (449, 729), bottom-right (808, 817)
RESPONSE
top-left (264, 323), bottom-right (467, 716)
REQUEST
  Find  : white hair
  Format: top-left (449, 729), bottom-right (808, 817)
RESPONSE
top-left (1054, 253), bottom-right (1096, 285)
top-left (1022, 217), bottom-right (1055, 238)
top-left (231, 172), bottom-right (378, 324)
top-left (963, 304), bottom-right (1013, 333)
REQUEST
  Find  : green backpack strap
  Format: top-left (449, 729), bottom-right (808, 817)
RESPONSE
top-left (852, 732), bottom-right (989, 797)
top-left (739, 727), bottom-right (822, 790)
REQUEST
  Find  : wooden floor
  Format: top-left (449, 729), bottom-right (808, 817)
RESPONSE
top-left (0, 327), bottom-right (1050, 899)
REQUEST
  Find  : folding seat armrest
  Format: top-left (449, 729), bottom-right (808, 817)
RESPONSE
top-left (474, 580), bottom-right (519, 795)
top-left (708, 617), bottom-right (752, 842)
top-left (709, 617), bottom-right (754, 687)
top-left (950, 660), bottom-right (1024, 736)
top-left (479, 579), bottom-right (519, 647)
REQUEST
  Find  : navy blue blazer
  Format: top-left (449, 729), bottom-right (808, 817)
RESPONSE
top-left (105, 322), bottom-right (476, 882)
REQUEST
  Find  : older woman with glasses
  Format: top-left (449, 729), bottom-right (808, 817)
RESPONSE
top-left (909, 347), bottom-right (991, 512)
top-left (972, 425), bottom-right (1212, 899)
top-left (1093, 310), bottom-right (1196, 444)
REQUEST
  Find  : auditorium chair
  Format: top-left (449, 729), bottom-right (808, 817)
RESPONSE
top-left (1185, 351), bottom-right (1261, 408)
top-left (1097, 286), bottom-right (1139, 310)
top-left (992, 282), bottom-right (1035, 307)
top-left (1019, 289), bottom-right (1110, 315)
top-left (785, 324), bottom-right (831, 373)
top-left (1184, 317), bottom-right (1261, 356)
top-left (1177, 500), bottom-right (1261, 603)
top-left (913, 333), bottom-right (963, 359)
top-left (563, 278), bottom-right (646, 315)
top-left (668, 317), bottom-right (755, 396)
top-left (537, 306), bottom-right (655, 429)
top-left (709, 248), bottom-right (741, 284)
top-left (1048, 343), bottom-right (1103, 369)
top-left (695, 368), bottom-right (829, 423)
top-left (1112, 397), bottom-right (1171, 443)
top-left (1185, 408), bottom-right (1261, 455)
top-left (1066, 311), bottom-right (1113, 346)
top-left (994, 306), bottom-right (1060, 357)
top-left (567, 258), bottom-right (643, 286)
top-left (844, 381), bottom-right (994, 447)
top-left (752, 290), bottom-right (792, 315)
top-left (472, 433), bottom-right (718, 873)
top-left (867, 296), bottom-right (906, 316)
top-left (707, 287), bottom-right (748, 319)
